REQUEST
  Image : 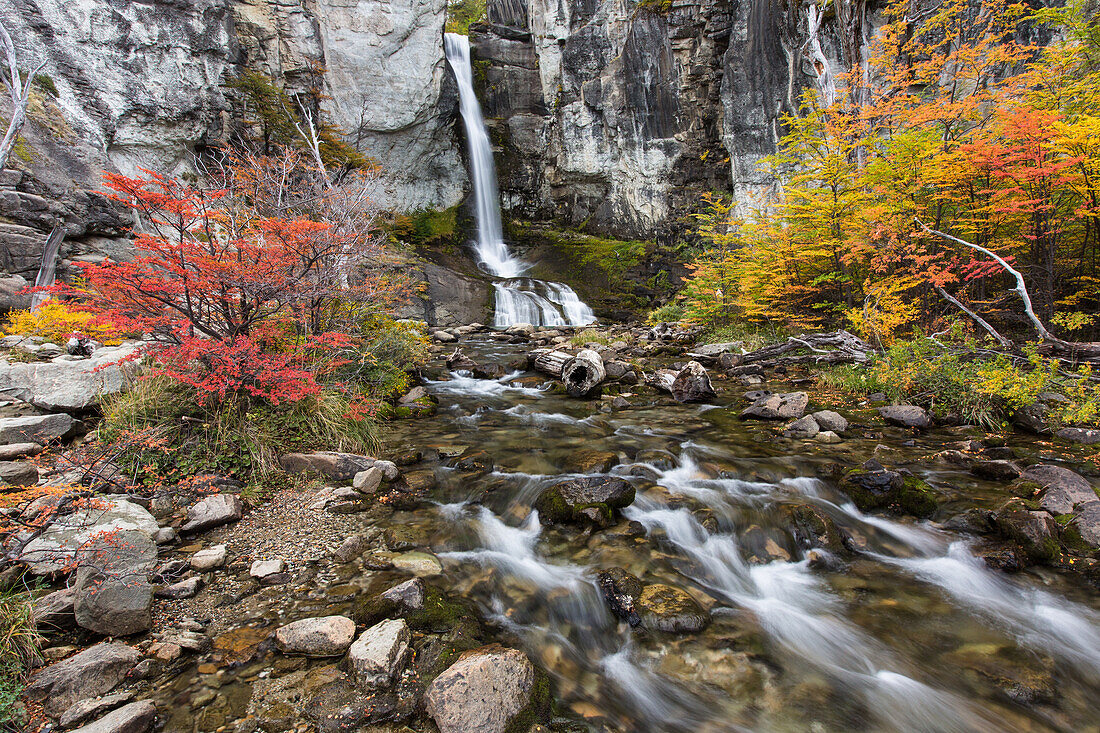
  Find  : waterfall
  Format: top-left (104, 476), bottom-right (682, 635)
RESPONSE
top-left (444, 33), bottom-right (595, 328)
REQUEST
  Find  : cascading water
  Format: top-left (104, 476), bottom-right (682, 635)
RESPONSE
top-left (443, 33), bottom-right (595, 328)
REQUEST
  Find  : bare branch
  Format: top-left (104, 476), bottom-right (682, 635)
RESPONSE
top-left (0, 19), bottom-right (46, 169)
top-left (932, 284), bottom-right (1013, 348)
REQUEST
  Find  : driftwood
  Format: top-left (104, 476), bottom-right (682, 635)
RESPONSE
top-left (529, 349), bottom-right (571, 378)
top-left (563, 349), bottom-right (606, 398)
top-left (730, 331), bottom-right (873, 370)
top-left (529, 348), bottom-right (606, 397)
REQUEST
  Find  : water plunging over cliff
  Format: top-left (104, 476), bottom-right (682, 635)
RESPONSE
top-left (444, 33), bottom-right (595, 328)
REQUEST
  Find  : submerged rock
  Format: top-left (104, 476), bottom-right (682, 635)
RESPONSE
top-left (425, 646), bottom-right (544, 733)
top-left (535, 476), bottom-right (635, 526)
top-left (637, 584), bottom-right (709, 633)
top-left (596, 568), bottom-right (643, 626)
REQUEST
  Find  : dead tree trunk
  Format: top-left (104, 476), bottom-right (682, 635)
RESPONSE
top-left (0, 21), bottom-right (45, 170)
top-left (529, 349), bottom-right (571, 378)
top-left (563, 349), bottom-right (605, 398)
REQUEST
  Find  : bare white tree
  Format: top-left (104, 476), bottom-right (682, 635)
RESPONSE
top-left (0, 19), bottom-right (45, 169)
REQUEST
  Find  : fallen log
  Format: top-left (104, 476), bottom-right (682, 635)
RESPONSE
top-left (563, 349), bottom-right (606, 398)
top-left (529, 348), bottom-right (571, 378)
top-left (736, 330), bottom-right (873, 366)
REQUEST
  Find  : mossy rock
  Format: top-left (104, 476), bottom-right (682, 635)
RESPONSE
top-left (784, 503), bottom-right (846, 553)
top-left (898, 476), bottom-right (941, 518)
top-left (534, 476), bottom-right (635, 527)
top-left (838, 468), bottom-right (940, 518)
top-left (993, 499), bottom-right (1062, 564)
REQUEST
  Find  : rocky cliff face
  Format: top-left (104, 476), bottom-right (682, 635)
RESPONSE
top-left (470, 0), bottom-right (821, 239)
top-left (0, 0), bottom-right (466, 305)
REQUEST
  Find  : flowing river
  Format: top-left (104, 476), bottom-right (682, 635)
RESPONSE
top-left (147, 334), bottom-right (1100, 732)
top-left (381, 336), bottom-right (1100, 732)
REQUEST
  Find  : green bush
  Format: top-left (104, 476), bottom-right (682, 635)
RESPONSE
top-left (647, 302), bottom-right (685, 324)
top-left (445, 0), bottom-right (486, 34)
top-left (0, 591), bottom-right (41, 732)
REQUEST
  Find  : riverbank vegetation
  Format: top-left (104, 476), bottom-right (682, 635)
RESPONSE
top-left (666, 0), bottom-right (1100, 428)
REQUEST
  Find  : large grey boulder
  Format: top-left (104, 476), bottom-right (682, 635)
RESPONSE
top-left (69, 700), bottom-right (156, 733)
top-left (0, 413), bottom-right (75, 444)
top-left (740, 392), bottom-right (808, 420)
top-left (877, 405), bottom-right (932, 429)
top-left (25, 642), bottom-right (140, 717)
top-left (811, 410), bottom-right (849, 433)
top-left (74, 530), bottom-right (156, 636)
top-left (179, 494), bottom-right (243, 533)
top-left (278, 452), bottom-right (376, 481)
top-left (0, 343), bottom-right (141, 410)
top-left (670, 361), bottom-right (716, 403)
top-left (19, 498), bottom-right (158, 575)
top-left (274, 615), bottom-right (356, 657)
top-left (59, 692), bottom-right (135, 729)
top-left (1072, 501), bottom-right (1100, 548)
top-left (0, 460), bottom-right (38, 485)
top-left (347, 619), bottom-right (411, 689)
top-left (425, 646), bottom-right (538, 733)
top-left (1024, 465), bottom-right (1097, 515)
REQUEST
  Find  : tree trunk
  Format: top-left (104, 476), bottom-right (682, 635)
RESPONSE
top-left (529, 349), bottom-right (571, 378)
top-left (563, 349), bottom-right (605, 398)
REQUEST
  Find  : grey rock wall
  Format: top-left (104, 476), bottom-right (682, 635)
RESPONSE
top-left (470, 0), bottom-right (831, 238)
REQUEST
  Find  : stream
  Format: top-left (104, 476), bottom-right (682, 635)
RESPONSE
top-left (383, 336), bottom-right (1100, 732)
top-left (148, 335), bottom-right (1100, 732)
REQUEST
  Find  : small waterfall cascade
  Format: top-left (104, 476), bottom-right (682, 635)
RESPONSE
top-left (444, 33), bottom-right (595, 328)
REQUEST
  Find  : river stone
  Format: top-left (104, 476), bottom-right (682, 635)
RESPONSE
top-left (374, 460), bottom-right (400, 481)
top-left (25, 642), bottom-right (140, 717)
top-left (0, 413), bottom-right (75, 444)
top-left (1022, 465), bottom-right (1098, 514)
top-left (190, 544), bottom-right (227, 571)
top-left (20, 498), bottom-right (159, 575)
top-left (59, 692), bottom-right (135, 728)
top-left (278, 452), bottom-right (376, 480)
top-left (535, 476), bottom-right (635, 526)
top-left (347, 618), bottom-right (411, 688)
top-left (810, 410), bottom-right (847, 432)
top-left (74, 530), bottom-right (156, 636)
top-left (740, 392), bottom-right (808, 420)
top-left (275, 616), bottom-right (355, 657)
top-left (877, 405), bottom-right (932, 429)
top-left (783, 415), bottom-right (819, 439)
top-left (69, 700), bottom-right (156, 733)
top-left (596, 568), bottom-right (643, 626)
top-left (334, 534), bottom-right (370, 563)
top-left (455, 449), bottom-right (495, 472)
top-left (379, 578), bottom-right (425, 612)
top-left (155, 576), bottom-right (203, 599)
top-left (637, 584), bottom-right (709, 633)
top-left (1057, 427), bottom-right (1100, 444)
top-left (425, 646), bottom-right (538, 733)
top-left (814, 430), bottom-right (842, 444)
top-left (689, 341), bottom-right (742, 357)
top-left (352, 467), bottom-right (384, 493)
top-left (250, 558), bottom-right (286, 581)
top-left (670, 361), bottom-right (717, 403)
top-left (392, 551), bottom-right (443, 577)
top-left (1071, 501), bottom-right (1100, 548)
top-left (179, 494), bottom-right (242, 533)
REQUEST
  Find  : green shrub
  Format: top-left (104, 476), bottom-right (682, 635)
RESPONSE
top-left (647, 302), bottom-right (685, 324)
top-left (445, 0), bottom-right (487, 34)
top-left (0, 591), bottom-right (41, 732)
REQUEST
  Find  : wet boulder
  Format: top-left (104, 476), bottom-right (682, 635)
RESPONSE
top-left (837, 461), bottom-right (941, 518)
top-left (783, 415), bottom-right (820, 439)
top-left (535, 476), bottom-right (636, 527)
top-left (784, 504), bottom-right (847, 553)
top-left (346, 619), bottom-right (411, 689)
top-left (670, 361), bottom-right (717, 403)
top-left (425, 646), bottom-right (547, 733)
top-left (1069, 501), bottom-right (1100, 549)
top-left (740, 392), bottom-right (808, 420)
top-left (596, 568), bottom-right (643, 626)
top-left (1057, 427), bottom-right (1100, 444)
top-left (877, 405), bottom-right (932, 429)
top-left (637, 584), bottom-right (709, 633)
top-left (970, 460), bottom-right (1022, 482)
top-left (992, 499), bottom-right (1062, 563)
top-left (454, 449), bottom-right (494, 472)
